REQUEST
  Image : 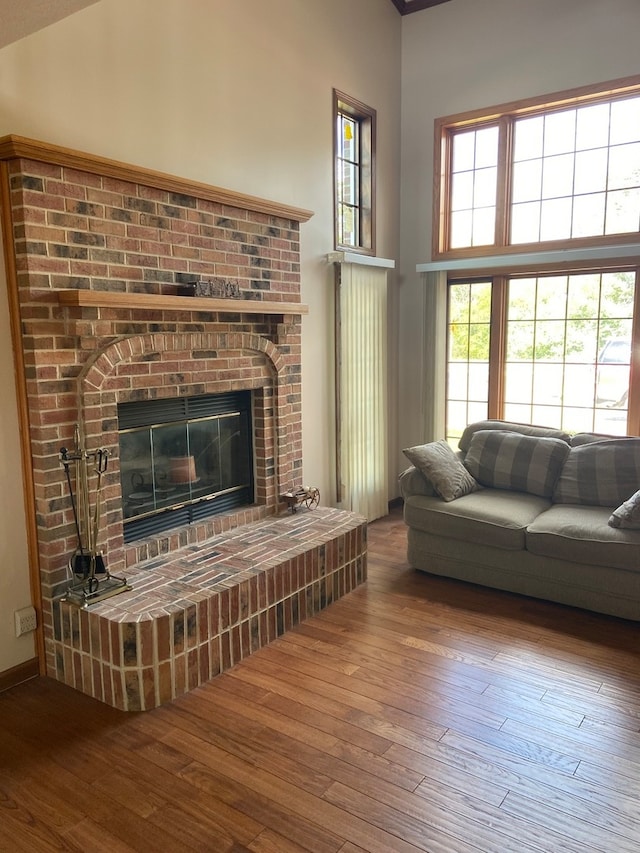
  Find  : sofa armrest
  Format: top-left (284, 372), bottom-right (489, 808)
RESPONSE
top-left (399, 466), bottom-right (437, 499)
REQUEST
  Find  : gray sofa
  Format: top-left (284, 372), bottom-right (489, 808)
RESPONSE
top-left (400, 420), bottom-right (640, 621)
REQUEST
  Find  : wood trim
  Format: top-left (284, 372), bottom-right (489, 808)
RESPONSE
top-left (494, 117), bottom-right (512, 248)
top-left (488, 277), bottom-right (508, 419)
top-left (434, 231), bottom-right (640, 265)
top-left (334, 264), bottom-right (343, 504)
top-left (0, 162), bottom-right (45, 675)
top-left (444, 257), bottom-right (640, 279)
top-left (436, 73), bottom-right (640, 129)
top-left (0, 658), bottom-right (39, 694)
top-left (432, 117), bottom-right (450, 257)
top-left (627, 268), bottom-right (640, 435)
top-left (0, 135), bottom-right (314, 224)
top-left (56, 289), bottom-right (309, 315)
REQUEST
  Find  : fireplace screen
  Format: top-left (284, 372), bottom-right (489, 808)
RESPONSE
top-left (118, 392), bottom-right (254, 541)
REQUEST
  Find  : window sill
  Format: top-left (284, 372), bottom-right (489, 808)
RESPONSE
top-left (328, 252), bottom-right (395, 269)
top-left (417, 242), bottom-right (640, 274)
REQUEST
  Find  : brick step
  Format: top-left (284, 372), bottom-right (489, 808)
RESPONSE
top-left (51, 507), bottom-right (367, 710)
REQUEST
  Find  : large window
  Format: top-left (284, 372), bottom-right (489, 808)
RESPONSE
top-left (435, 77), bottom-right (640, 257)
top-left (334, 90), bottom-right (376, 255)
top-left (446, 271), bottom-right (638, 444)
top-left (436, 77), bottom-right (640, 442)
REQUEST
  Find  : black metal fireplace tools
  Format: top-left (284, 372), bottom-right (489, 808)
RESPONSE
top-left (59, 426), bottom-right (131, 606)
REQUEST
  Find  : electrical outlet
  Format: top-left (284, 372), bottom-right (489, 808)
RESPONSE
top-left (15, 606), bottom-right (37, 637)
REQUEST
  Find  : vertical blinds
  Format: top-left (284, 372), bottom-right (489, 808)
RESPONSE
top-left (338, 262), bottom-right (389, 521)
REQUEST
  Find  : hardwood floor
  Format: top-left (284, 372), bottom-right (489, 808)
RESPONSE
top-left (2, 507), bottom-right (640, 852)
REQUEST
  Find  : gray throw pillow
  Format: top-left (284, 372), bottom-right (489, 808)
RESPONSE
top-left (609, 489), bottom-right (640, 528)
top-left (403, 440), bottom-right (480, 502)
top-left (463, 430), bottom-right (570, 498)
top-left (553, 438), bottom-right (640, 506)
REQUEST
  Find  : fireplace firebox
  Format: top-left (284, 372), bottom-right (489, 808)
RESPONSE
top-left (118, 391), bottom-right (254, 542)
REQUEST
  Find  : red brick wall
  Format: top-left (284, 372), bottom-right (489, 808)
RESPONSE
top-left (5, 153), bottom-right (305, 673)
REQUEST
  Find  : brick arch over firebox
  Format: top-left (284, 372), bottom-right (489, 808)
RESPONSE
top-left (78, 331), bottom-right (285, 392)
top-left (75, 330), bottom-right (298, 573)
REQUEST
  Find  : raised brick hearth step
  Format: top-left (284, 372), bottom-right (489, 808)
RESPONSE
top-left (51, 507), bottom-right (367, 711)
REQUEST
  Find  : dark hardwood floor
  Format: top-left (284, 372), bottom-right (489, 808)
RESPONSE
top-left (2, 507), bottom-right (640, 852)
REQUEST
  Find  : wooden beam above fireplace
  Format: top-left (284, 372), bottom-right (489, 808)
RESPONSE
top-left (56, 289), bottom-right (309, 316)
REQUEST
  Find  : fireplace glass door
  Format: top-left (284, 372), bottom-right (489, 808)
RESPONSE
top-left (118, 392), bottom-right (253, 541)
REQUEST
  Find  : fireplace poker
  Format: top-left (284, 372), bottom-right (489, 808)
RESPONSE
top-left (74, 425), bottom-right (90, 558)
top-left (89, 448), bottom-right (109, 586)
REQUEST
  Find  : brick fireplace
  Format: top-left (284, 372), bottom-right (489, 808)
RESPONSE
top-left (0, 136), bottom-right (367, 709)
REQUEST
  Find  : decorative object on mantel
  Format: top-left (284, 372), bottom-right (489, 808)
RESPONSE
top-left (280, 486), bottom-right (320, 513)
top-left (59, 426), bottom-right (132, 607)
top-left (178, 278), bottom-right (242, 299)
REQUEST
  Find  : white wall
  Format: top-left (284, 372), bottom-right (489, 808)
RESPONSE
top-left (398, 0), bottom-right (640, 474)
top-left (0, 0), bottom-right (402, 673)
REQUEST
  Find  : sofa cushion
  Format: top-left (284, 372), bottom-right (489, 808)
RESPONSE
top-left (403, 440), bottom-right (480, 502)
top-left (553, 438), bottom-right (640, 506)
top-left (458, 419), bottom-right (571, 453)
top-left (463, 430), bottom-right (570, 497)
top-left (403, 490), bottom-right (551, 550)
top-left (609, 489), bottom-right (640, 529)
top-left (526, 504), bottom-right (640, 571)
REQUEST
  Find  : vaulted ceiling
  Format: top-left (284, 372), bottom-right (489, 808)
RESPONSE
top-left (0, 0), bottom-right (451, 52)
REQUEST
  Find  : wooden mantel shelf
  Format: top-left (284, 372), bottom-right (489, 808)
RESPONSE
top-left (56, 289), bottom-right (309, 316)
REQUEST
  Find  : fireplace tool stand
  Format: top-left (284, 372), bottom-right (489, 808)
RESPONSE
top-left (60, 427), bottom-right (132, 606)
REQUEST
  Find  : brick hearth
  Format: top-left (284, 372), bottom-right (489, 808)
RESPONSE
top-left (53, 507), bottom-right (367, 711)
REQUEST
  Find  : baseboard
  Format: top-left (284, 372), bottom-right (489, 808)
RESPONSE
top-left (388, 496), bottom-right (404, 511)
top-left (0, 658), bottom-right (39, 694)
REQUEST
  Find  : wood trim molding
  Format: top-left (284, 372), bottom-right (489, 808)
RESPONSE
top-left (0, 658), bottom-right (39, 694)
top-left (0, 162), bottom-right (45, 674)
top-left (57, 289), bottom-right (309, 316)
top-left (0, 135), bottom-right (314, 224)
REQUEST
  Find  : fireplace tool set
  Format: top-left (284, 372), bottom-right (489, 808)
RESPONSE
top-left (59, 426), bottom-right (132, 606)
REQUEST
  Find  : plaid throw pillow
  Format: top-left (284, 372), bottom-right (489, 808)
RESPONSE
top-left (403, 440), bottom-right (481, 502)
top-left (464, 430), bottom-right (570, 498)
top-left (554, 439), bottom-right (640, 506)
